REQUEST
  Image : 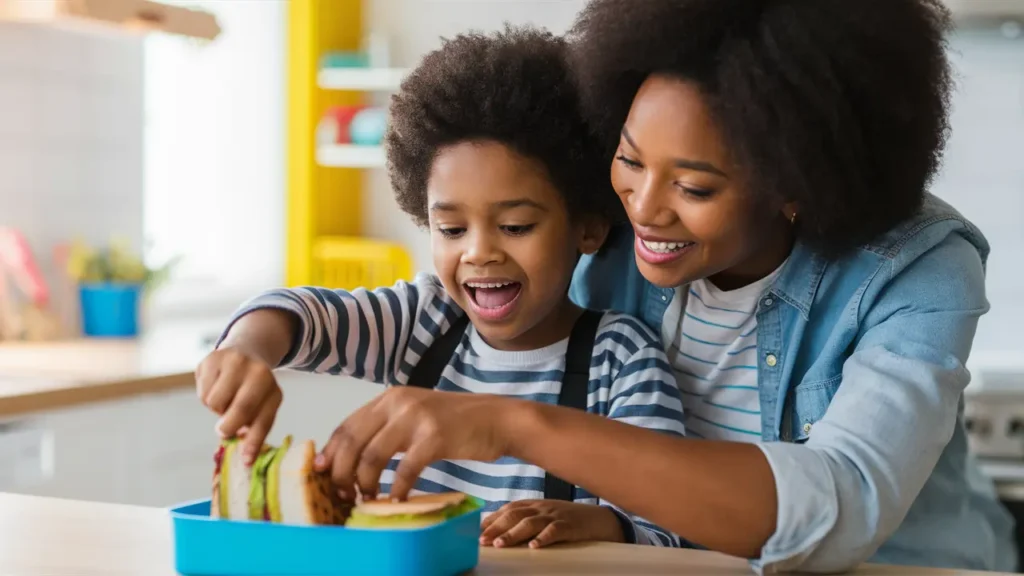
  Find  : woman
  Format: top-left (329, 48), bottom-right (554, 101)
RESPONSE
top-left (315, 0), bottom-right (1017, 572)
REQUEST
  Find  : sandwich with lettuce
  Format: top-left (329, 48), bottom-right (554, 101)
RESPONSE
top-left (211, 435), bottom-right (351, 525)
top-left (345, 492), bottom-right (479, 529)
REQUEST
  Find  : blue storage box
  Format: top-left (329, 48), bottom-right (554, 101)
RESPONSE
top-left (169, 498), bottom-right (483, 575)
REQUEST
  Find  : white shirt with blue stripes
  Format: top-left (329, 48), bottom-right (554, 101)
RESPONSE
top-left (660, 262), bottom-right (786, 442)
top-left (230, 273), bottom-right (686, 546)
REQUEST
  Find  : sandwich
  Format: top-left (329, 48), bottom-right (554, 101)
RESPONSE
top-left (211, 435), bottom-right (351, 525)
top-left (345, 492), bottom-right (477, 529)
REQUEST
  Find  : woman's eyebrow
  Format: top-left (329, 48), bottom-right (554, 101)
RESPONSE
top-left (621, 127), bottom-right (728, 177)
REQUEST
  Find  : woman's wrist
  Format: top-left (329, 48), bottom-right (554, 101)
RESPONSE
top-left (491, 396), bottom-right (551, 462)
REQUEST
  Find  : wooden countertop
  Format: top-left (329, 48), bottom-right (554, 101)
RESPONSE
top-left (0, 492), bottom-right (1010, 575)
top-left (0, 320), bottom-right (218, 418)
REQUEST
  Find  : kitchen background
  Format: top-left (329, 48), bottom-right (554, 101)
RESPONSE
top-left (0, 0), bottom-right (1022, 556)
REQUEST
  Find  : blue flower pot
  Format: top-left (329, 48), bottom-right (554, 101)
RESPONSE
top-left (79, 283), bottom-right (142, 338)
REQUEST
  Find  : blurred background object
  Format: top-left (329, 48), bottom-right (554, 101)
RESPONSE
top-left (0, 1), bottom-right (1020, 556)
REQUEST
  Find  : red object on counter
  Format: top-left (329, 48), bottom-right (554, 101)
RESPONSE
top-left (316, 105), bottom-right (366, 145)
top-left (0, 228), bottom-right (49, 307)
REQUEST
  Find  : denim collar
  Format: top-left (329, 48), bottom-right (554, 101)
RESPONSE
top-left (769, 240), bottom-right (827, 321)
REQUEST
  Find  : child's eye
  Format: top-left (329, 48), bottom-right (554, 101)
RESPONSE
top-left (501, 224), bottom-right (535, 237)
top-left (615, 154), bottom-right (642, 171)
top-left (437, 226), bottom-right (466, 239)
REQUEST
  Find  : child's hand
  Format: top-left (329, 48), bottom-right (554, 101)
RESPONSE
top-left (479, 500), bottom-right (625, 549)
top-left (196, 347), bottom-right (283, 466)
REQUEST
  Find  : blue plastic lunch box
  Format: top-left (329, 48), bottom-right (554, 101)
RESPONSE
top-left (168, 498), bottom-right (483, 575)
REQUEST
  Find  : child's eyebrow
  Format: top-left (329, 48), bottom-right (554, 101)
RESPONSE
top-left (493, 199), bottom-right (548, 212)
top-left (429, 199), bottom-right (548, 212)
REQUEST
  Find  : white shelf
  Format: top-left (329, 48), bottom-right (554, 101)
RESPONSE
top-left (316, 145), bottom-right (385, 168)
top-left (317, 67), bottom-right (407, 92)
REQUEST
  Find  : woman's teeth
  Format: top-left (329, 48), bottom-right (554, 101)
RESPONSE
top-left (641, 240), bottom-right (692, 253)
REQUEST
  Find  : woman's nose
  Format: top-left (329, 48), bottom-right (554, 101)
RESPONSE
top-left (627, 176), bottom-right (676, 228)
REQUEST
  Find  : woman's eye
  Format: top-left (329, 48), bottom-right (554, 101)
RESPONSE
top-left (676, 183), bottom-right (713, 199)
top-left (615, 154), bottom-right (642, 171)
top-left (501, 224), bottom-right (535, 236)
top-left (437, 226), bottom-right (466, 239)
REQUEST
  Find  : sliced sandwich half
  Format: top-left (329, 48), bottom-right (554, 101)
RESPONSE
top-left (211, 435), bottom-right (351, 525)
top-left (346, 492), bottom-right (476, 529)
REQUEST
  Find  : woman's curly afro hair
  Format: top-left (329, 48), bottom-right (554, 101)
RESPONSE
top-left (385, 25), bottom-right (620, 227)
top-left (567, 0), bottom-right (956, 254)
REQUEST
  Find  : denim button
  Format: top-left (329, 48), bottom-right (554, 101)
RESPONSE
top-left (765, 354), bottom-right (778, 367)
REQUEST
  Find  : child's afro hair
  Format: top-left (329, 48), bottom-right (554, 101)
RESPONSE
top-left (568, 0), bottom-right (956, 255)
top-left (385, 24), bottom-right (622, 227)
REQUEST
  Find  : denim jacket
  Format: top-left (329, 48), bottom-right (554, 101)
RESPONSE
top-left (570, 193), bottom-right (1017, 573)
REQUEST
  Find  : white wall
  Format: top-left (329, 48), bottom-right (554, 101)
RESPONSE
top-left (0, 21), bottom-right (144, 333)
top-left (933, 29), bottom-right (1024, 356)
top-left (143, 0), bottom-right (286, 320)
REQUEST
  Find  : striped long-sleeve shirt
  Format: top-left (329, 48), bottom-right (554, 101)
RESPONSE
top-left (227, 273), bottom-right (686, 546)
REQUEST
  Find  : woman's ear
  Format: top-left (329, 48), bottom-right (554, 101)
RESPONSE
top-left (782, 202), bottom-right (799, 225)
top-left (578, 215), bottom-right (610, 255)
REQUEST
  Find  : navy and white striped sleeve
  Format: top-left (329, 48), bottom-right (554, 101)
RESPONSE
top-left (594, 313), bottom-right (687, 547)
top-left (219, 274), bottom-right (464, 385)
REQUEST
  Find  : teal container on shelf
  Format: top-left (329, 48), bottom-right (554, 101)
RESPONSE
top-left (79, 283), bottom-right (141, 338)
top-left (349, 107), bottom-right (388, 145)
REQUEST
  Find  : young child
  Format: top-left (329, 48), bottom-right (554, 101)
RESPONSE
top-left (197, 26), bottom-right (685, 549)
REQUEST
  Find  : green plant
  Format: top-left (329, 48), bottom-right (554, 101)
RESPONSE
top-left (66, 239), bottom-right (180, 291)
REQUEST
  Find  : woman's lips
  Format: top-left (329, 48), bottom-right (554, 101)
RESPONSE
top-left (634, 236), bottom-right (695, 265)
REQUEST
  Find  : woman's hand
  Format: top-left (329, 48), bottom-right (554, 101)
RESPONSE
top-left (480, 500), bottom-right (625, 549)
top-left (313, 386), bottom-right (518, 499)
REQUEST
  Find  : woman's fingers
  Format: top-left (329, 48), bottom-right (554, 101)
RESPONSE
top-left (354, 418), bottom-right (412, 498)
top-left (388, 431), bottom-right (440, 500)
top-left (319, 397), bottom-right (387, 494)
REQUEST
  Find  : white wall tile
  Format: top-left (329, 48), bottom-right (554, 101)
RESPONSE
top-left (0, 23), bottom-right (143, 335)
top-left (0, 74), bottom-right (37, 138)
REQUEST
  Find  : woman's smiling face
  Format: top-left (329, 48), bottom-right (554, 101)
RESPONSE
top-left (610, 75), bottom-right (795, 291)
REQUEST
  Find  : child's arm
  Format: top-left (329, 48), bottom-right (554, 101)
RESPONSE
top-left (594, 313), bottom-right (687, 547)
top-left (219, 273), bottom-right (462, 385)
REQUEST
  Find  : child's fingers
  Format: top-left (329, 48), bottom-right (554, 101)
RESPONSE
top-left (203, 360), bottom-right (246, 415)
top-left (354, 418), bottom-right (409, 498)
top-left (480, 508), bottom-right (532, 543)
top-left (529, 520), bottom-right (573, 549)
top-left (216, 373), bottom-right (272, 442)
top-left (194, 357), bottom-right (220, 405)
top-left (240, 389), bottom-right (282, 465)
top-left (492, 515), bottom-right (551, 548)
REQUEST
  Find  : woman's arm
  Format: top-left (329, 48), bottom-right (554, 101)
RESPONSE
top-left (510, 400), bottom-right (778, 556)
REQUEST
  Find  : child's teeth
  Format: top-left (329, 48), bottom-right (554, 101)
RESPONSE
top-left (467, 281), bottom-right (513, 288)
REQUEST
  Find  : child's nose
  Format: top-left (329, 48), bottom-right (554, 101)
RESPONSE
top-left (462, 232), bottom-right (504, 266)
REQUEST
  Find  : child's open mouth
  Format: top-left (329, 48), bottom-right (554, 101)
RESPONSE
top-left (464, 280), bottom-right (523, 322)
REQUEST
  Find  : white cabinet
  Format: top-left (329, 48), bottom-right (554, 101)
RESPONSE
top-left (0, 371), bottom-right (382, 508)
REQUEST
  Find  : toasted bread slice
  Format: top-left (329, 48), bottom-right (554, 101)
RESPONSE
top-left (356, 492), bottom-right (468, 517)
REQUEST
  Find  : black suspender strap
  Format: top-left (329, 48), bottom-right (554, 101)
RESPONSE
top-left (405, 308), bottom-right (603, 503)
top-left (543, 309), bottom-right (603, 502)
top-left (406, 314), bottom-right (470, 389)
